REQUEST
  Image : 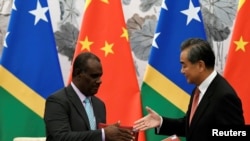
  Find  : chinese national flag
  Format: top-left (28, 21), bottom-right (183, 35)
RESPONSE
top-left (224, 0), bottom-right (250, 124)
top-left (71, 0), bottom-right (145, 140)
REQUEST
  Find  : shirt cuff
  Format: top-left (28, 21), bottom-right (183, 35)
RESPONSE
top-left (101, 128), bottom-right (105, 141)
top-left (156, 116), bottom-right (163, 133)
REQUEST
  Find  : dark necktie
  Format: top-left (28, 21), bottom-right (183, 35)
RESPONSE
top-left (84, 97), bottom-right (96, 130)
top-left (189, 88), bottom-right (200, 124)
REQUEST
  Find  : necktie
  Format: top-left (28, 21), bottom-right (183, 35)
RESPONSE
top-left (84, 97), bottom-right (96, 130)
top-left (189, 88), bottom-right (200, 124)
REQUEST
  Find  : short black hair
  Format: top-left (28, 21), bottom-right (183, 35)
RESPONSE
top-left (72, 52), bottom-right (100, 77)
top-left (181, 38), bottom-right (215, 69)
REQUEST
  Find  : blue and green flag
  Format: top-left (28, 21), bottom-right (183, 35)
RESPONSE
top-left (0, 0), bottom-right (64, 141)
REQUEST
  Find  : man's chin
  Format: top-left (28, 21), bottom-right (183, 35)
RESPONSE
top-left (91, 89), bottom-right (99, 95)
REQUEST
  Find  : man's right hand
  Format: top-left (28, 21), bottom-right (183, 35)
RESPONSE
top-left (104, 122), bottom-right (135, 141)
top-left (133, 106), bottom-right (162, 131)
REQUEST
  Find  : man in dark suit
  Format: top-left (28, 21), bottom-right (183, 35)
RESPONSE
top-left (133, 38), bottom-right (245, 141)
top-left (44, 52), bottom-right (135, 141)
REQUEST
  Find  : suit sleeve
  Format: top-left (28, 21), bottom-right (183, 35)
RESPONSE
top-left (156, 116), bottom-right (186, 136)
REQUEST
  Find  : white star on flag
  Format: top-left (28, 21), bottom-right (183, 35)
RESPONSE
top-left (180, 0), bottom-right (201, 25)
top-left (162, 1), bottom-right (168, 11)
top-left (3, 32), bottom-right (10, 48)
top-left (152, 32), bottom-right (160, 48)
top-left (12, 0), bottom-right (17, 10)
top-left (29, 0), bottom-right (49, 25)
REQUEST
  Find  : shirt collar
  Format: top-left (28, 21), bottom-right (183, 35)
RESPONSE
top-left (71, 82), bottom-right (87, 102)
top-left (198, 70), bottom-right (217, 95)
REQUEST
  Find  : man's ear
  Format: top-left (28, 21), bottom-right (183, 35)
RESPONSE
top-left (198, 60), bottom-right (205, 71)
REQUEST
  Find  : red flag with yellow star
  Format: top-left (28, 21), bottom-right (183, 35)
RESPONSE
top-left (71, 0), bottom-right (145, 140)
top-left (224, 0), bottom-right (250, 124)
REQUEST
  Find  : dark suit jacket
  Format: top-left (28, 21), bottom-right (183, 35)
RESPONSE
top-left (157, 73), bottom-right (244, 141)
top-left (44, 85), bottom-right (106, 141)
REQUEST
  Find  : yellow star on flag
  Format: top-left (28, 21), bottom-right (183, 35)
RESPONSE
top-left (121, 27), bottom-right (129, 41)
top-left (79, 36), bottom-right (93, 51)
top-left (84, 0), bottom-right (91, 12)
top-left (101, 0), bottom-right (109, 4)
top-left (101, 41), bottom-right (114, 56)
top-left (234, 36), bottom-right (248, 52)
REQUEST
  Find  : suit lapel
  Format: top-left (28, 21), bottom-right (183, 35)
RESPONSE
top-left (91, 97), bottom-right (101, 125)
top-left (189, 74), bottom-right (220, 133)
top-left (65, 86), bottom-right (91, 129)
